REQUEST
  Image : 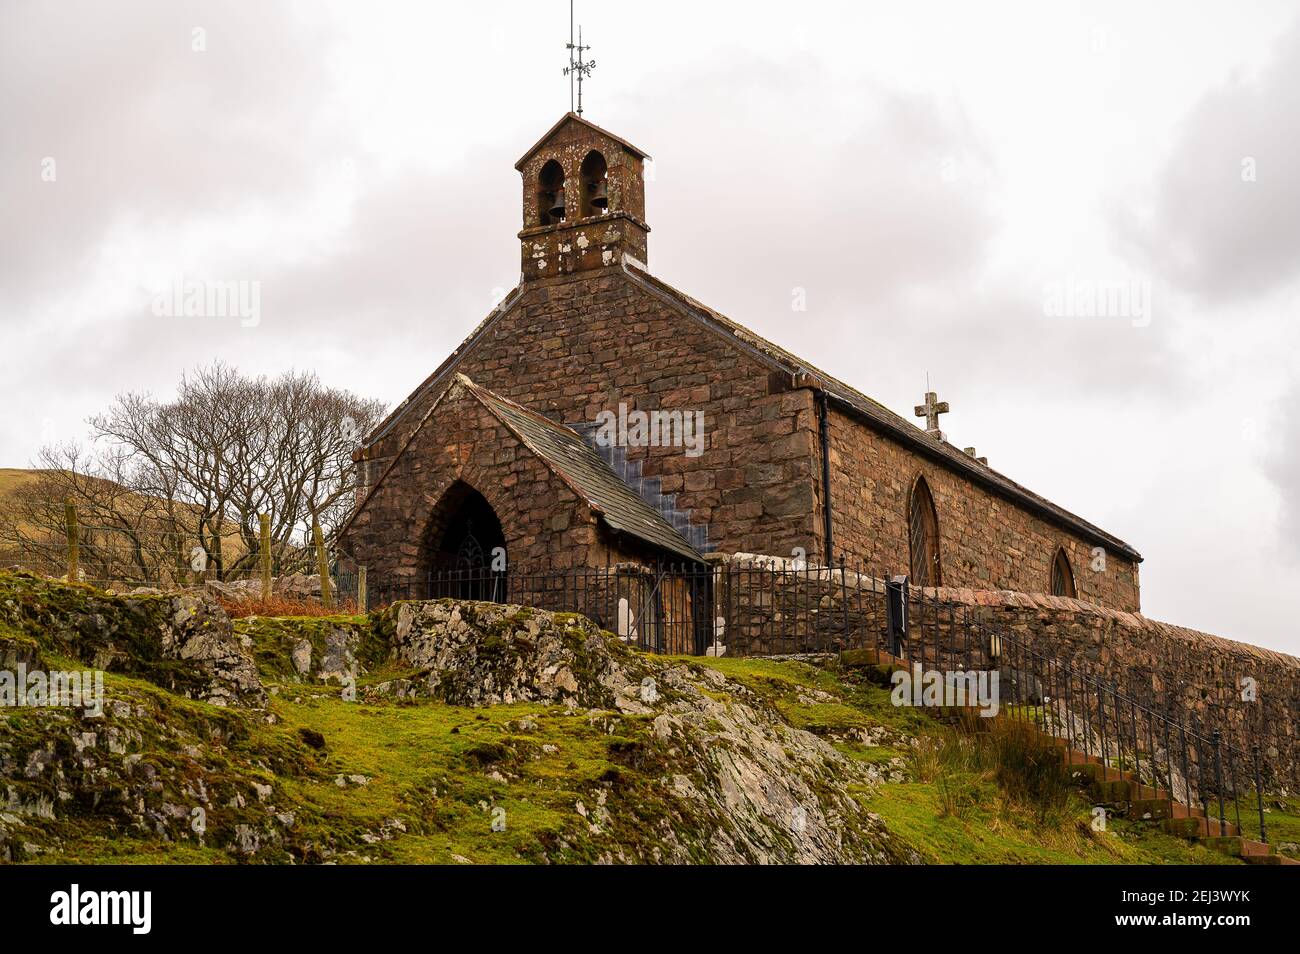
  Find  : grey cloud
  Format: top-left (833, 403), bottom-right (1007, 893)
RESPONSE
top-left (1113, 21), bottom-right (1300, 303)
top-left (0, 0), bottom-right (349, 313)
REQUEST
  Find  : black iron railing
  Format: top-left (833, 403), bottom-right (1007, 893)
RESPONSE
top-left (899, 581), bottom-right (1272, 844)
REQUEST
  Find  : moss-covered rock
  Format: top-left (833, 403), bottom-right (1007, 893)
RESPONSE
top-left (235, 615), bottom-right (375, 686)
top-left (358, 598), bottom-right (905, 862)
top-left (1, 574), bottom-right (1263, 865)
top-left (0, 572), bottom-right (263, 708)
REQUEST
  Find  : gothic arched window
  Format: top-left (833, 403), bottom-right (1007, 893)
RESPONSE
top-left (538, 159), bottom-right (566, 225)
top-left (908, 475), bottom-right (942, 587)
top-left (579, 150), bottom-right (609, 217)
top-left (1050, 547), bottom-right (1077, 599)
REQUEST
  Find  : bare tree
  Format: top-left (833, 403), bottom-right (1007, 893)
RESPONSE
top-left (2, 362), bottom-right (383, 584)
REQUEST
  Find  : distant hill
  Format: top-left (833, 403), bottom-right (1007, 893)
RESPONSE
top-left (0, 467), bottom-right (250, 583)
top-left (0, 468), bottom-right (55, 536)
top-left (0, 467), bottom-right (46, 498)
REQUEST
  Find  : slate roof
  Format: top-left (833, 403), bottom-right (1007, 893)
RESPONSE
top-left (458, 377), bottom-right (701, 562)
top-left (345, 374), bottom-right (700, 562)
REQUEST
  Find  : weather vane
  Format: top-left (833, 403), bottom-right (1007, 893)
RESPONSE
top-left (564, 0), bottom-right (595, 116)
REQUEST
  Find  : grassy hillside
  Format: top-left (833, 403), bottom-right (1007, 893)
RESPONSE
top-left (17, 656), bottom-right (1243, 865)
top-left (0, 571), bottom-right (1265, 865)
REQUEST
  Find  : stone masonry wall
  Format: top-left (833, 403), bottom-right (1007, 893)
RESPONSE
top-left (821, 404), bottom-right (1141, 611)
top-left (343, 385), bottom-right (616, 594)
top-left (364, 270), bottom-right (822, 559)
top-left (709, 556), bottom-right (1297, 787)
top-left (360, 268), bottom-right (1138, 609)
top-left (912, 586), bottom-right (1300, 790)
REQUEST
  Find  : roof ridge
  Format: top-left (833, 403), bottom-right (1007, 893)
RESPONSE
top-left (361, 285), bottom-right (525, 451)
top-left (455, 374), bottom-right (582, 438)
top-left (514, 112), bottom-right (651, 171)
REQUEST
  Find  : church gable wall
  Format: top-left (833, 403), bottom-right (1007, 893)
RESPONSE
top-left (821, 405), bottom-right (1141, 611)
top-left (343, 388), bottom-right (612, 591)
top-left (378, 270), bottom-right (823, 560)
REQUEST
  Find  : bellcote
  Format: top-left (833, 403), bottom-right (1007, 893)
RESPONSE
top-left (515, 113), bottom-right (650, 280)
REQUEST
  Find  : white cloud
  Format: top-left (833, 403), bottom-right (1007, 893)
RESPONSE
top-left (2, 0), bottom-right (1299, 654)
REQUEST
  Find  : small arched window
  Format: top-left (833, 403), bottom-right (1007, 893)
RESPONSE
top-left (537, 159), bottom-right (566, 225)
top-left (1050, 547), bottom-right (1076, 598)
top-left (579, 150), bottom-right (609, 217)
top-left (908, 475), bottom-right (942, 587)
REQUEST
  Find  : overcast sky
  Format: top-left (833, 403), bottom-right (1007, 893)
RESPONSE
top-left (3, 1), bottom-right (1299, 653)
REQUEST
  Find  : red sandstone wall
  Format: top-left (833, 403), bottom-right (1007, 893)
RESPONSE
top-left (344, 386), bottom-right (613, 589)
top-left (360, 269), bottom-right (1139, 610)
top-left (821, 405), bottom-right (1141, 611)
top-left (365, 270), bottom-right (821, 559)
top-left (915, 586), bottom-right (1299, 790)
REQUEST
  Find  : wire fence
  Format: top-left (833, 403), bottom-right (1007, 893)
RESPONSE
top-left (1, 499), bottom-right (347, 603)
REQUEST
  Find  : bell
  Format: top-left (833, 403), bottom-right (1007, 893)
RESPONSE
top-left (547, 188), bottom-right (566, 220)
top-left (590, 180), bottom-right (608, 209)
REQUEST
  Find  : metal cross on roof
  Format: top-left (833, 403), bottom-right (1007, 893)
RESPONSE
top-left (914, 390), bottom-right (950, 440)
top-left (564, 1), bottom-right (596, 116)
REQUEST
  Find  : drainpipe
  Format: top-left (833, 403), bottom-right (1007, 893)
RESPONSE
top-left (816, 390), bottom-right (834, 566)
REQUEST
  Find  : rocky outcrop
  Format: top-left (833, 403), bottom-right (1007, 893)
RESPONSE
top-left (0, 681), bottom-right (321, 864)
top-left (0, 575), bottom-right (916, 864)
top-left (0, 572), bottom-right (265, 708)
top-left (235, 615), bottom-right (371, 685)
top-left (369, 599), bottom-right (910, 864)
top-left (371, 601), bottom-right (654, 709)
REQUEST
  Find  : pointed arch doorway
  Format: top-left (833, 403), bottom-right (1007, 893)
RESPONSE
top-left (423, 482), bottom-right (507, 602)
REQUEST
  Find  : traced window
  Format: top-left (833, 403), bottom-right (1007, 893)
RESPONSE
top-left (1050, 547), bottom-right (1077, 598)
top-left (908, 475), bottom-right (942, 587)
top-left (538, 159), bottom-right (566, 225)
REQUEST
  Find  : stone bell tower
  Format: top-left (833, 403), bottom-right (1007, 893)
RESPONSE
top-left (515, 113), bottom-right (651, 281)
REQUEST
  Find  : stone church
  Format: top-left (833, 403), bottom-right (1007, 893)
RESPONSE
top-left (340, 113), bottom-right (1142, 615)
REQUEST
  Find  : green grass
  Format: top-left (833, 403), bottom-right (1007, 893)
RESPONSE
top-left (4, 603), bottom-right (1264, 866)
top-left (864, 781), bottom-right (1239, 864)
top-left (1262, 795), bottom-right (1300, 850)
top-left (264, 692), bottom-right (633, 864)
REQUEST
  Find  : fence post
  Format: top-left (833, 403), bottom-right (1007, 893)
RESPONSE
top-left (64, 499), bottom-right (79, 582)
top-left (1253, 742), bottom-right (1266, 843)
top-left (1212, 729), bottom-right (1225, 831)
top-left (358, 565), bottom-right (368, 614)
top-left (885, 575), bottom-right (908, 656)
top-left (259, 513), bottom-right (272, 598)
top-left (313, 519), bottom-right (333, 611)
